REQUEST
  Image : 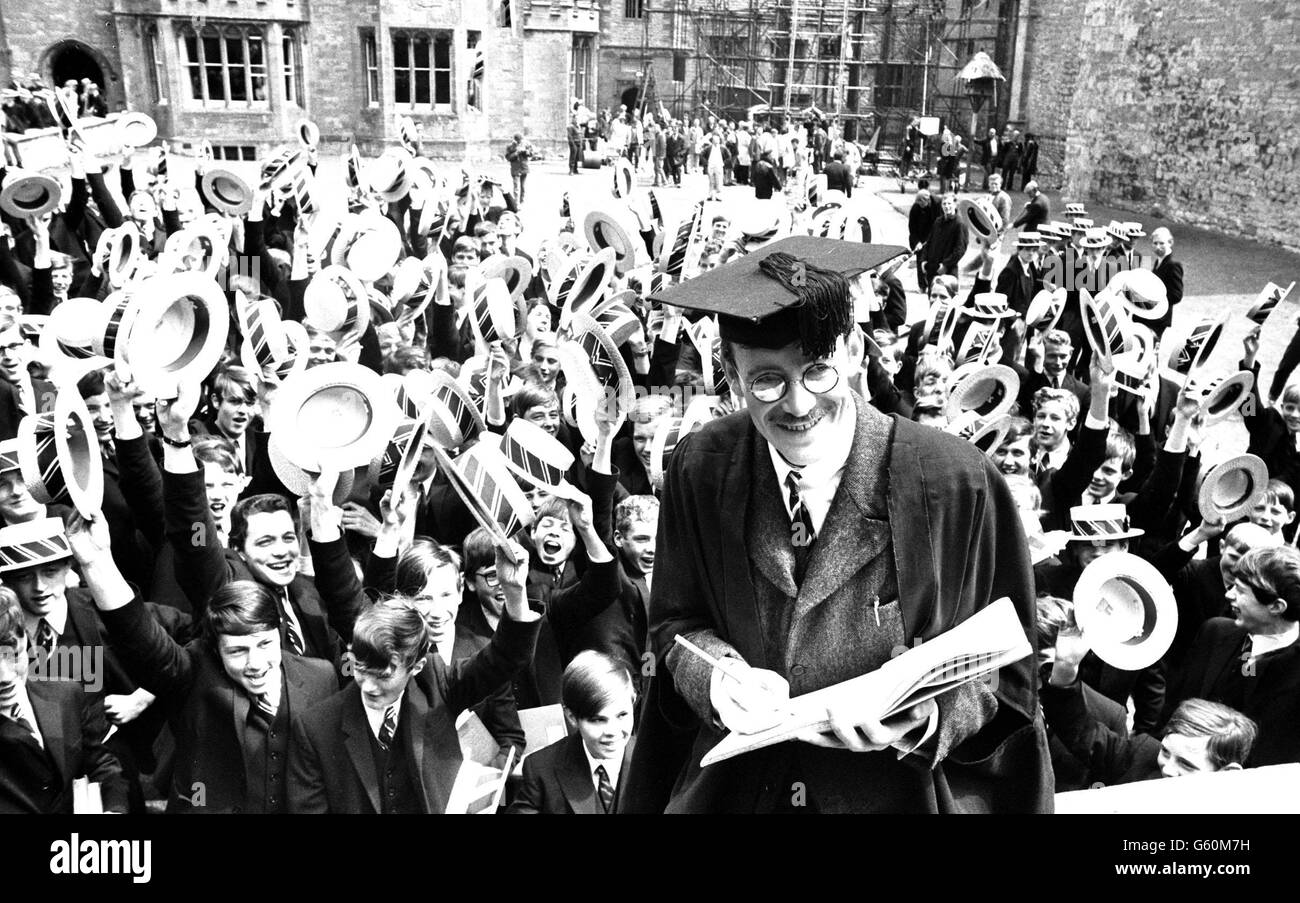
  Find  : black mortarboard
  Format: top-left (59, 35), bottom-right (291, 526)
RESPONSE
top-left (649, 236), bottom-right (907, 357)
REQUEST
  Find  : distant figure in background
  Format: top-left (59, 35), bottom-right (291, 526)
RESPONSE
top-left (1001, 129), bottom-right (1024, 191)
top-left (1149, 227), bottom-right (1183, 339)
top-left (976, 128), bottom-right (1000, 189)
top-left (505, 133), bottom-right (533, 204)
top-left (1021, 133), bottom-right (1040, 187)
top-left (567, 116), bottom-right (583, 175)
top-left (823, 151), bottom-right (853, 198)
top-left (1012, 180), bottom-right (1050, 234)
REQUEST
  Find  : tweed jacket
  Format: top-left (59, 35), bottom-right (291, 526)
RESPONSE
top-left (623, 393), bottom-right (1052, 813)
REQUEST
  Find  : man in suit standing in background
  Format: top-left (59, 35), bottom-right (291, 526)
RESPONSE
top-left (1150, 227), bottom-right (1183, 339)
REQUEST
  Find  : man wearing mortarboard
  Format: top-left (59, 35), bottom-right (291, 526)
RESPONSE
top-left (623, 236), bottom-right (1053, 813)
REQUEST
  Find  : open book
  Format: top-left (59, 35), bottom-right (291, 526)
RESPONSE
top-left (701, 596), bottom-right (1032, 766)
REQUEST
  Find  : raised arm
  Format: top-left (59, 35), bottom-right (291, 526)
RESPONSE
top-left (157, 378), bottom-right (232, 615)
top-left (66, 510), bottom-right (196, 700)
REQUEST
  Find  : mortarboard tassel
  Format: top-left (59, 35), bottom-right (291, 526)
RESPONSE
top-left (756, 252), bottom-right (852, 361)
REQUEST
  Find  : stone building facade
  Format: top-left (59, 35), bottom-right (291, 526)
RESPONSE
top-left (0, 0), bottom-right (602, 160)
top-left (1018, 0), bottom-right (1300, 251)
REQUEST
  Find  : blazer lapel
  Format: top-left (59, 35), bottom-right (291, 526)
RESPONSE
top-left (342, 691), bottom-right (383, 813)
top-left (557, 737), bottom-right (601, 815)
top-left (747, 440), bottom-right (798, 599)
top-left (1203, 626), bottom-right (1246, 698)
top-left (404, 686), bottom-right (433, 814)
top-left (718, 421), bottom-right (769, 668)
top-left (27, 683), bottom-right (68, 780)
top-left (795, 395), bottom-right (892, 617)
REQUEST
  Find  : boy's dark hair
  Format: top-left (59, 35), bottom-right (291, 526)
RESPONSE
top-left (229, 494), bottom-right (297, 551)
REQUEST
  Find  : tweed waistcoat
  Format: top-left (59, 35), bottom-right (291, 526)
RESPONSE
top-left (745, 404), bottom-right (904, 698)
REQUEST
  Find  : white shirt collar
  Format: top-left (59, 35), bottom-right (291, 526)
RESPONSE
top-left (1251, 622), bottom-right (1300, 659)
top-left (363, 695), bottom-right (401, 740)
top-left (25, 595), bottom-right (68, 641)
top-left (765, 407), bottom-right (855, 537)
top-left (581, 740), bottom-right (624, 792)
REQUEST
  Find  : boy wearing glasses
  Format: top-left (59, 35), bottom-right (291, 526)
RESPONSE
top-left (627, 236), bottom-right (1050, 813)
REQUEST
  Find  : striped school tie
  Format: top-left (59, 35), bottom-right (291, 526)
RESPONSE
top-left (8, 702), bottom-right (37, 739)
top-left (785, 471), bottom-right (816, 547)
top-left (248, 693), bottom-right (277, 731)
top-left (280, 593), bottom-right (305, 656)
top-left (595, 765), bottom-right (614, 814)
top-left (378, 705), bottom-right (397, 749)
top-left (31, 619), bottom-right (55, 670)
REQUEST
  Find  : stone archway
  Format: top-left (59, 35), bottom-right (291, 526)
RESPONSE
top-left (40, 40), bottom-right (122, 112)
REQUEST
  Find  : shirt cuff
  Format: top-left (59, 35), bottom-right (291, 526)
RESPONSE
top-left (1084, 411), bottom-right (1109, 431)
top-left (893, 706), bottom-right (940, 760)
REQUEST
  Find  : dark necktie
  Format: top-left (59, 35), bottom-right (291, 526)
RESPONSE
top-left (32, 619), bottom-right (54, 670)
top-left (248, 693), bottom-right (277, 732)
top-left (785, 470), bottom-right (816, 586)
top-left (595, 764), bottom-right (615, 814)
top-left (280, 592), bottom-right (305, 656)
top-left (1031, 450), bottom-right (1049, 478)
top-left (378, 705), bottom-right (397, 749)
top-left (785, 471), bottom-right (816, 547)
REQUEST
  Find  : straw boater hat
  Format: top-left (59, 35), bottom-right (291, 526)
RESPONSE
top-left (390, 255), bottom-right (445, 324)
top-left (659, 200), bottom-right (703, 279)
top-left (1110, 323), bottom-right (1157, 398)
top-left (1247, 281), bottom-right (1294, 325)
top-left (1066, 503), bottom-right (1145, 543)
top-left (954, 320), bottom-right (1003, 367)
top-left (1025, 287), bottom-right (1066, 333)
top-left (592, 299), bottom-right (642, 347)
top-left (1073, 551), bottom-right (1178, 672)
top-left (161, 222), bottom-right (225, 279)
top-left (468, 277), bottom-right (517, 349)
top-left (1122, 221), bottom-right (1146, 238)
top-left (497, 418), bottom-right (582, 502)
top-left (967, 291), bottom-right (1019, 321)
top-left (556, 313), bottom-right (635, 444)
top-left (583, 206), bottom-right (639, 276)
top-left (0, 170), bottom-right (62, 220)
top-left (957, 196), bottom-right (1002, 246)
top-left (40, 297), bottom-right (109, 366)
top-left (298, 120), bottom-right (320, 149)
top-left (373, 414), bottom-right (435, 502)
top-left (93, 289), bottom-right (142, 374)
top-left (116, 112), bottom-right (157, 149)
top-left (98, 225), bottom-right (142, 289)
top-left (558, 247), bottom-right (616, 332)
top-left (1104, 220), bottom-right (1131, 243)
top-left (1198, 454), bottom-right (1270, 523)
top-left (454, 441), bottom-right (535, 537)
top-left (945, 363), bottom-right (1019, 424)
top-left (0, 517), bottom-right (74, 574)
top-left (478, 255), bottom-right (533, 303)
top-left (1195, 370), bottom-right (1255, 427)
top-left (1068, 218), bottom-right (1095, 234)
top-left (1081, 287), bottom-right (1135, 369)
top-left (268, 434), bottom-right (356, 504)
top-left (1105, 269), bottom-right (1168, 322)
top-left (922, 294), bottom-right (962, 350)
top-left (367, 150), bottom-right (412, 203)
top-left (1015, 232), bottom-right (1044, 250)
top-left (305, 265), bottom-right (369, 345)
top-left (17, 399), bottom-right (105, 519)
top-left (1165, 311), bottom-right (1228, 375)
top-left (1064, 203), bottom-right (1088, 219)
top-left (269, 361), bottom-right (402, 473)
top-left (1036, 222), bottom-right (1068, 242)
top-left (332, 211), bottom-right (403, 282)
top-left (966, 414), bottom-right (1015, 457)
top-left (238, 293), bottom-right (309, 383)
top-left (612, 158), bottom-right (636, 199)
top-left (1078, 227), bottom-right (1110, 249)
top-left (199, 168), bottom-right (253, 216)
top-left (122, 271), bottom-right (230, 397)
top-left (425, 369), bottom-right (486, 450)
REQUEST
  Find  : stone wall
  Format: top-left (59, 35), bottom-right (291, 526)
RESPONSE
top-left (1021, 0), bottom-right (1300, 250)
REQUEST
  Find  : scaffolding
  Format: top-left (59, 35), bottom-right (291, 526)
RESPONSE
top-left (684, 0), bottom-right (1017, 149)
